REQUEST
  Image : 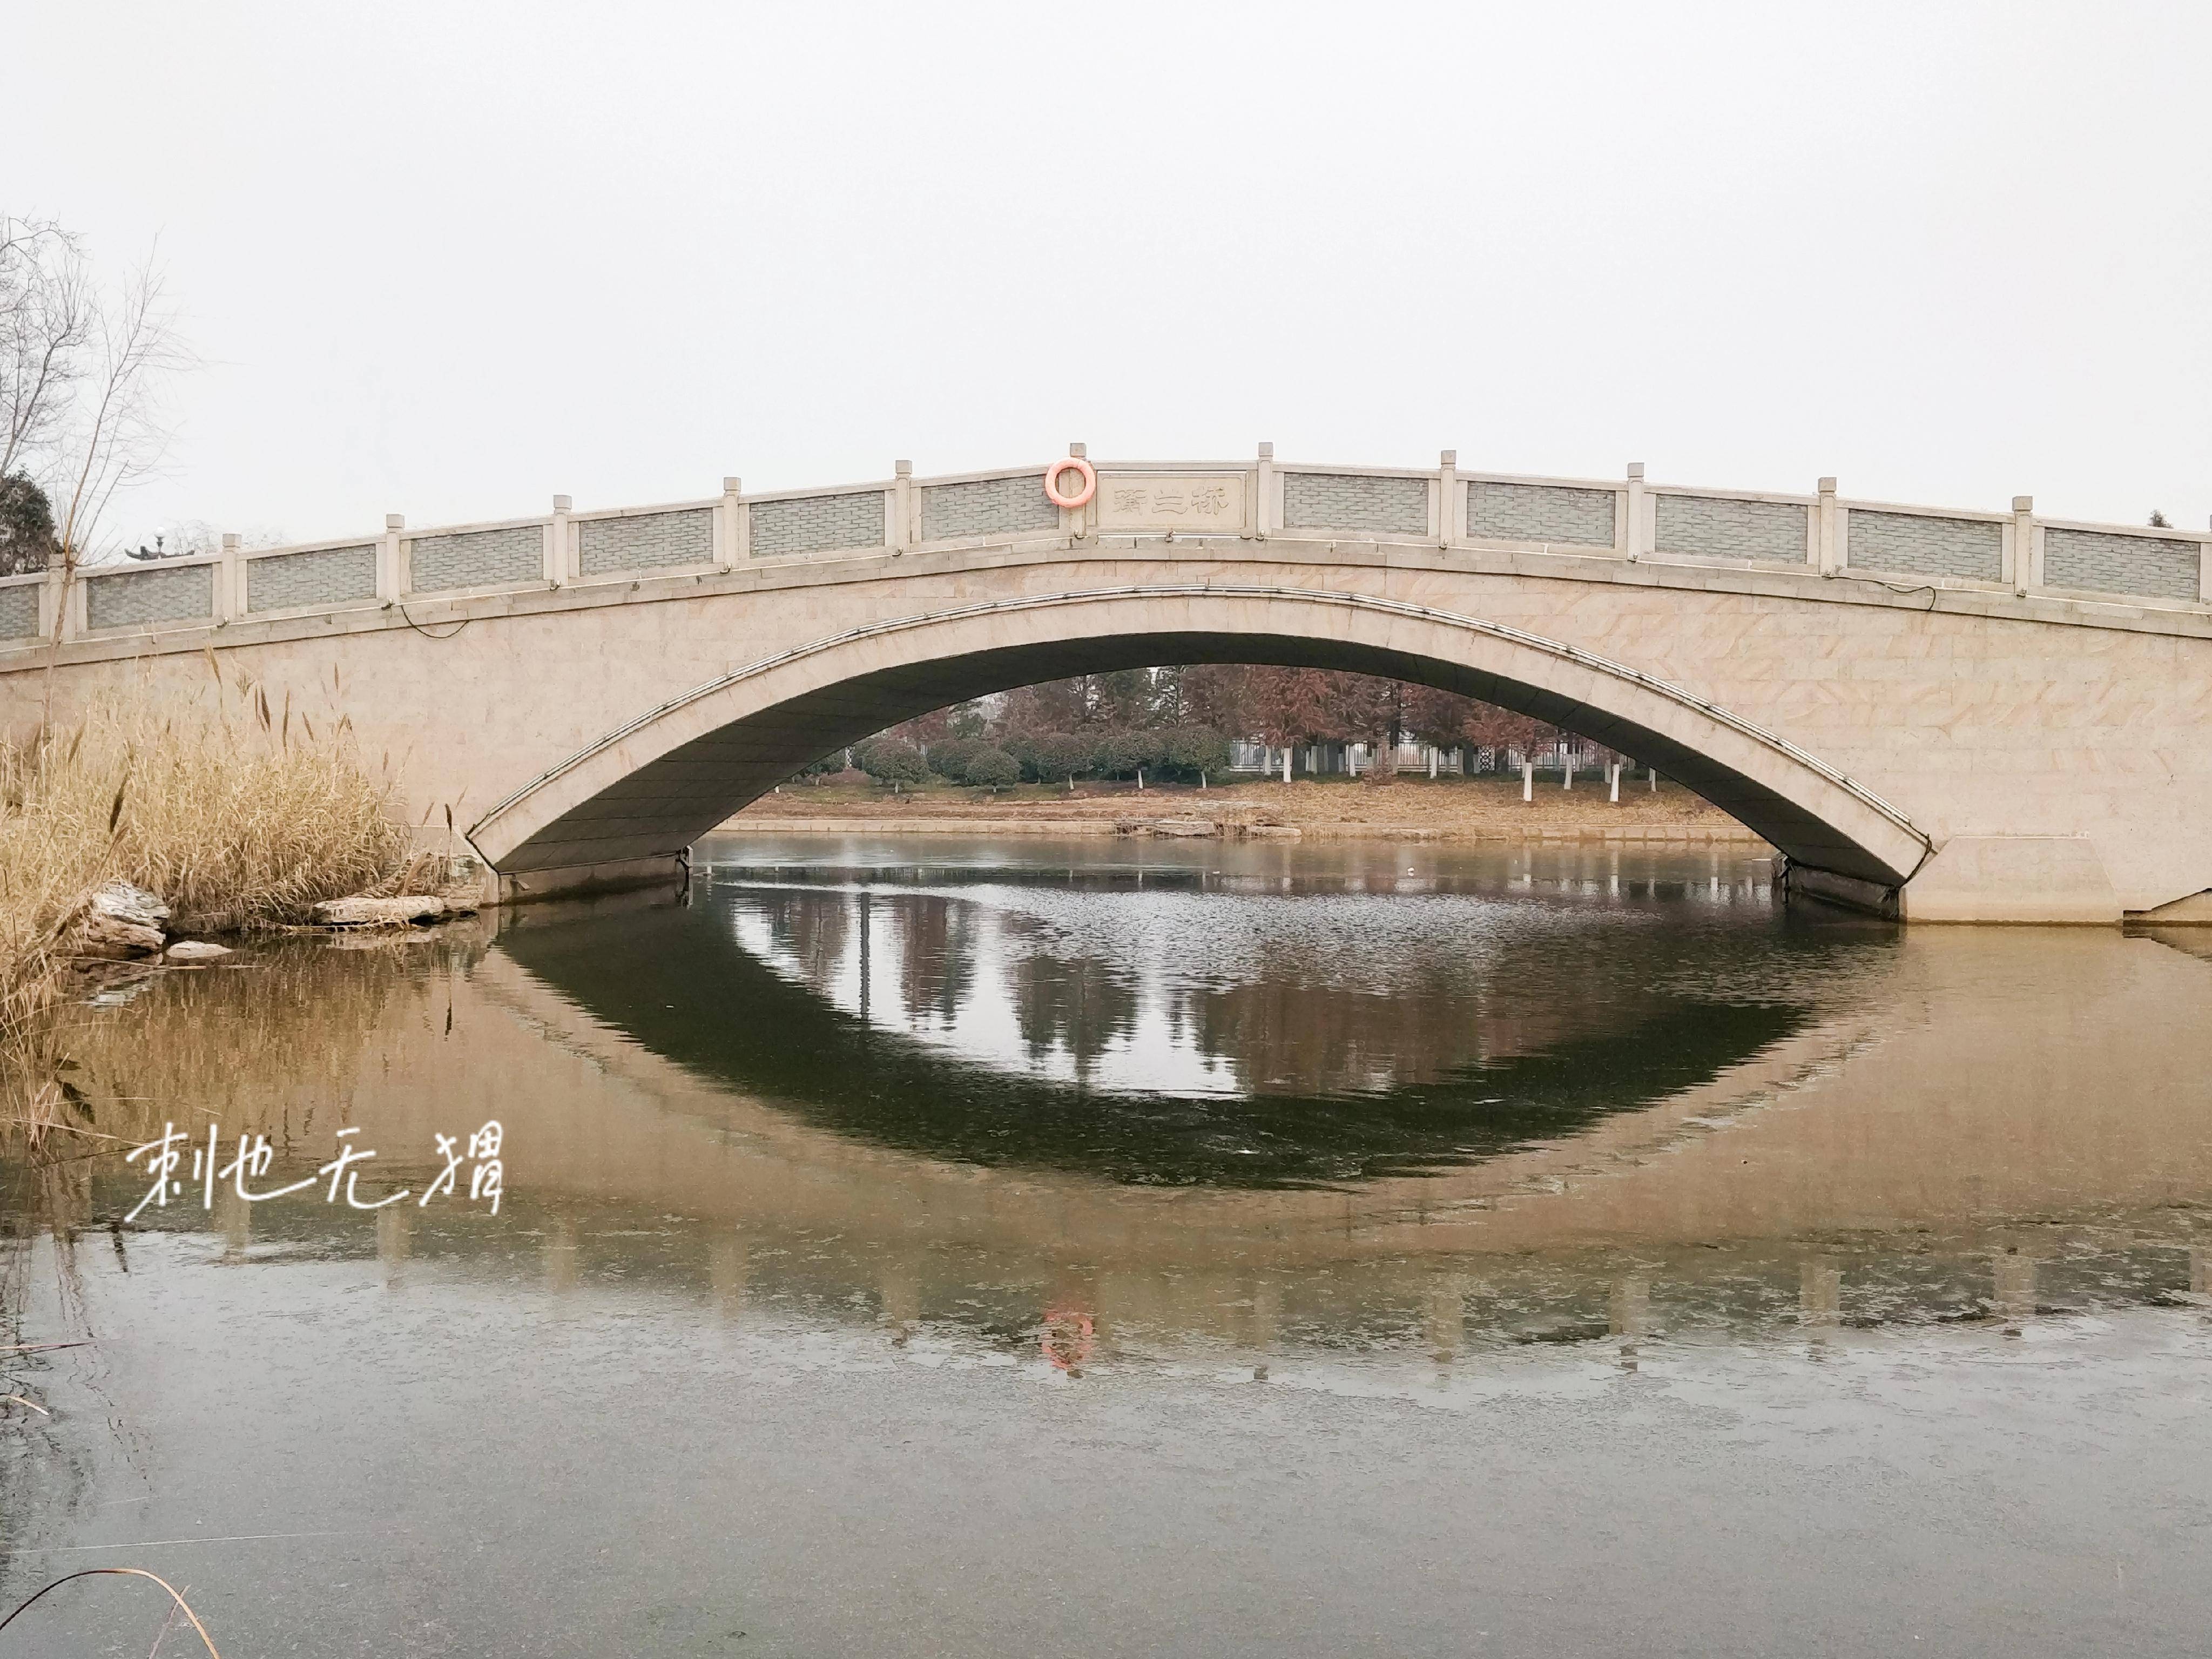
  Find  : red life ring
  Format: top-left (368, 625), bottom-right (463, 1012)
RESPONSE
top-left (1043, 457), bottom-right (1096, 510)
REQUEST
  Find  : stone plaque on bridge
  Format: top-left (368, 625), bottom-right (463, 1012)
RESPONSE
top-left (1093, 474), bottom-right (1249, 534)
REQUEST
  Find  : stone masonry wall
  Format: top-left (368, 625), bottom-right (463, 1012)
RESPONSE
top-left (2042, 528), bottom-right (2201, 602)
top-left (249, 545), bottom-right (379, 612)
top-left (1283, 473), bottom-right (1429, 535)
top-left (1654, 495), bottom-right (1809, 564)
top-left (922, 475), bottom-right (1058, 542)
top-left (86, 563), bottom-right (214, 630)
top-left (579, 509), bottom-right (714, 578)
top-left (750, 492), bottom-right (886, 559)
top-left (1845, 511), bottom-right (2002, 583)
top-left (1467, 480), bottom-right (1617, 547)
top-left (410, 526), bottom-right (544, 592)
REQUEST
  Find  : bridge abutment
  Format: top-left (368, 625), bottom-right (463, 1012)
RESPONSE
top-left (488, 854), bottom-right (690, 907)
top-left (1897, 835), bottom-right (2123, 926)
top-left (1787, 836), bottom-right (2139, 925)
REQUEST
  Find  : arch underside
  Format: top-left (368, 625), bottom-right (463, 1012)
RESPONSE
top-left (481, 618), bottom-right (1925, 889)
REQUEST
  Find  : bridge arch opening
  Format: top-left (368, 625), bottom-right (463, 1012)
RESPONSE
top-left (468, 585), bottom-right (1930, 899)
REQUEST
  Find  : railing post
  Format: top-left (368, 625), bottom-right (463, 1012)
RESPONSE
top-left (1255, 441), bottom-right (1277, 540)
top-left (1816, 477), bottom-right (1839, 576)
top-left (892, 460), bottom-right (914, 553)
top-left (1438, 449), bottom-right (1460, 546)
top-left (2011, 495), bottom-right (2037, 596)
top-left (716, 477), bottom-right (741, 570)
top-left (41, 562), bottom-right (68, 643)
top-left (1624, 462), bottom-right (1647, 561)
top-left (380, 514), bottom-right (405, 602)
top-left (2201, 516), bottom-right (2211, 603)
top-left (549, 495), bottom-right (572, 586)
top-left (219, 532), bottom-right (244, 620)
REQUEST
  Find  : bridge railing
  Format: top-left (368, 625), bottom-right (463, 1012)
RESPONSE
top-left (4, 451), bottom-right (2208, 654)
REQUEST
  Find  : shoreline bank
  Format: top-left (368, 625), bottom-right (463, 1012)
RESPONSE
top-left (714, 815), bottom-right (1770, 845)
top-left (724, 775), bottom-right (1760, 847)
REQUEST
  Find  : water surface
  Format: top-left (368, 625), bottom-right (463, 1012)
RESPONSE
top-left (4, 837), bottom-right (2210, 1656)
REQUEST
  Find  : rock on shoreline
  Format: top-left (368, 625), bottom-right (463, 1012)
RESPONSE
top-left (1112, 817), bottom-right (1303, 840)
top-left (71, 882), bottom-right (172, 959)
top-left (311, 895), bottom-right (448, 927)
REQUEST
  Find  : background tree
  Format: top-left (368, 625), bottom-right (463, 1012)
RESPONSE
top-left (1177, 664), bottom-right (1251, 734)
top-left (1026, 731), bottom-right (1092, 787)
top-left (1, 217), bottom-right (92, 482)
top-left (0, 472), bottom-right (55, 575)
top-left (997, 676), bottom-right (1089, 733)
top-left (962, 746), bottom-right (1021, 788)
top-left (1089, 667), bottom-right (1158, 729)
top-left (1238, 667), bottom-right (1393, 757)
top-left (828, 666), bottom-right (1610, 790)
top-left (0, 214), bottom-right (188, 667)
top-left (790, 748), bottom-right (848, 784)
top-left (853, 737), bottom-right (928, 785)
top-left (1161, 725), bottom-right (1230, 783)
top-left (1458, 701), bottom-right (1556, 767)
top-left (925, 734), bottom-right (983, 782)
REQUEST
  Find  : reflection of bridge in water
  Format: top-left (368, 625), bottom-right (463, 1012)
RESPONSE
top-left (39, 855), bottom-right (2212, 1361)
top-left (590, 857), bottom-right (1811, 1186)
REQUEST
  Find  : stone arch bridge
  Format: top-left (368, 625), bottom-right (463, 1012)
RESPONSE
top-left (3, 448), bottom-right (2208, 925)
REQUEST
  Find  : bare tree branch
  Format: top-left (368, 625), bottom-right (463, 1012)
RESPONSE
top-left (9, 226), bottom-right (195, 726)
top-left (52, 248), bottom-right (188, 577)
top-left (0, 215), bottom-right (94, 482)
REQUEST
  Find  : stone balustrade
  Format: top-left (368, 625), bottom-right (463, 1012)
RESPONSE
top-left (3, 448), bottom-right (2208, 653)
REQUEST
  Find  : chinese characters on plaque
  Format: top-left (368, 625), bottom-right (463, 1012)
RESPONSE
top-left (1091, 474), bottom-right (1249, 533)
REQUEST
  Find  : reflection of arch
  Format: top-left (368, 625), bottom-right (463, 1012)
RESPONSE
top-left (470, 584), bottom-right (1933, 889)
top-left (493, 887), bottom-right (1811, 1189)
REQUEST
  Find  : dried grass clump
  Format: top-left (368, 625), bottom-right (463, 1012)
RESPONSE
top-left (1, 669), bottom-right (410, 1143)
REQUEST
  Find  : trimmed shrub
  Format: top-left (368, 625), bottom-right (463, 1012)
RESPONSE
top-left (1029, 733), bottom-right (1091, 785)
top-left (962, 747), bottom-right (1021, 788)
top-left (926, 736), bottom-right (983, 781)
top-left (1089, 730), bottom-right (1151, 780)
top-left (1162, 725), bottom-right (1230, 780)
top-left (854, 737), bottom-right (928, 784)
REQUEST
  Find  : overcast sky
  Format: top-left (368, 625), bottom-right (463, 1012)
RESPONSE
top-left (12, 1), bottom-right (2209, 547)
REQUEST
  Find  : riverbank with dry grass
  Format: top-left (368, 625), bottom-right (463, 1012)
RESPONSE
top-left (0, 677), bottom-right (410, 1150)
top-left (727, 773), bottom-right (1765, 842)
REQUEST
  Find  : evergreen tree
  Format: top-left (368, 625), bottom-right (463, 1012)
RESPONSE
top-left (0, 473), bottom-right (56, 576)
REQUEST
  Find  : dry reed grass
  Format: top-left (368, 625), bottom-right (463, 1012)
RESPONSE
top-left (1, 662), bottom-right (411, 1147)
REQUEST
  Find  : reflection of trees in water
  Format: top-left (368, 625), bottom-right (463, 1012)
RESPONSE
top-left (1010, 945), bottom-right (1140, 1082)
top-left (751, 887), bottom-right (849, 987)
top-left (894, 894), bottom-right (974, 1033)
top-left (1181, 977), bottom-right (1410, 1094)
top-left (746, 885), bottom-right (1708, 1100)
top-left (1167, 929), bottom-right (1668, 1097)
top-left (496, 887), bottom-right (1816, 1186)
top-left (1198, 977), bottom-right (1662, 1095)
top-left (750, 888), bottom-right (979, 1035)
